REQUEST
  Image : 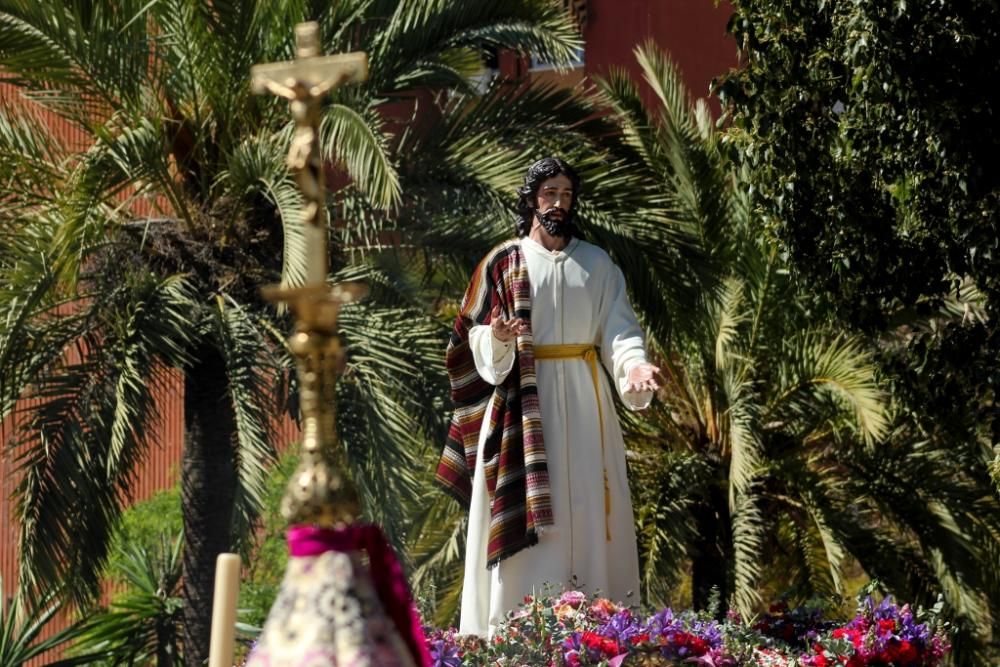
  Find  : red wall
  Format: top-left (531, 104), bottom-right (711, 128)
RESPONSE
top-left (584, 0), bottom-right (737, 109)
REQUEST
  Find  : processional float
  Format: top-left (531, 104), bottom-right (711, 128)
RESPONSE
top-left (206, 22), bottom-right (429, 667)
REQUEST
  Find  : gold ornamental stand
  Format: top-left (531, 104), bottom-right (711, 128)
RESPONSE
top-left (207, 22), bottom-right (426, 667)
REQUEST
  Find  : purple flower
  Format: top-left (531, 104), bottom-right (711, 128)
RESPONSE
top-left (428, 638), bottom-right (461, 667)
top-left (599, 609), bottom-right (643, 643)
top-left (562, 631), bottom-right (584, 663)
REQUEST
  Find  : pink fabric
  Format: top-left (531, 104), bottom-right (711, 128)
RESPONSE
top-left (287, 524), bottom-right (431, 667)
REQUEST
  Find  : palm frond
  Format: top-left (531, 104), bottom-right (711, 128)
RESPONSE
top-left (592, 66), bottom-right (667, 176)
top-left (407, 494), bottom-right (468, 627)
top-left (768, 332), bottom-right (889, 446)
top-left (799, 494), bottom-right (848, 597)
top-left (211, 296), bottom-right (281, 549)
top-left (370, 0), bottom-right (582, 92)
top-left (0, 234), bottom-right (83, 418)
top-left (633, 42), bottom-right (735, 268)
top-left (218, 132), bottom-right (308, 290)
top-left (730, 488), bottom-right (764, 616)
top-left (726, 385), bottom-right (763, 505)
top-left (0, 576), bottom-right (93, 666)
top-left (321, 101), bottom-right (400, 210)
top-left (337, 302), bottom-right (449, 549)
top-left (713, 277), bottom-right (747, 372)
top-left (991, 449), bottom-right (1000, 494)
top-left (0, 99), bottom-right (66, 199)
top-left (630, 450), bottom-right (710, 606)
top-left (0, 0), bottom-right (151, 124)
top-left (12, 270), bottom-right (196, 607)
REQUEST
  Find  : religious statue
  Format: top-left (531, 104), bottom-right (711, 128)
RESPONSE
top-left (436, 157), bottom-right (661, 637)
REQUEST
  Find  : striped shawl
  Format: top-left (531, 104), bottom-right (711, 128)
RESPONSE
top-left (435, 241), bottom-right (552, 567)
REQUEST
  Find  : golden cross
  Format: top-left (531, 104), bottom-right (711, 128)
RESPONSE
top-left (251, 21), bottom-right (367, 286)
top-left (250, 21), bottom-right (368, 531)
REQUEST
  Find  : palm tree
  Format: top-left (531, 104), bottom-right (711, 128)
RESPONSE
top-left (0, 0), bottom-right (587, 662)
top-left (597, 43), bottom-right (1000, 662)
top-left (590, 42), bottom-right (887, 612)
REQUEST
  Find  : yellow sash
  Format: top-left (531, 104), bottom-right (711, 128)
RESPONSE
top-left (533, 344), bottom-right (611, 541)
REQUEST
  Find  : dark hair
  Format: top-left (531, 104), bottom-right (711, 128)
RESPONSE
top-left (514, 157), bottom-right (582, 237)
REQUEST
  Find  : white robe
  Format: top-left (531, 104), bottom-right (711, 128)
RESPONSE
top-left (459, 236), bottom-right (651, 637)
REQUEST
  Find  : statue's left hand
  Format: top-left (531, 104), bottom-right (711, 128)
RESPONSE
top-left (626, 362), bottom-right (660, 394)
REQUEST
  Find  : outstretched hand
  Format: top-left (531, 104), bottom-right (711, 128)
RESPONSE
top-left (490, 303), bottom-right (528, 342)
top-left (626, 362), bottom-right (660, 394)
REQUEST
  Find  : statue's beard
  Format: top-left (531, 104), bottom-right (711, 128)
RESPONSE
top-left (537, 207), bottom-right (574, 237)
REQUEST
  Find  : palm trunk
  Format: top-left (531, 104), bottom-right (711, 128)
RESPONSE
top-left (690, 478), bottom-right (731, 615)
top-left (156, 615), bottom-right (177, 667)
top-left (181, 345), bottom-right (237, 666)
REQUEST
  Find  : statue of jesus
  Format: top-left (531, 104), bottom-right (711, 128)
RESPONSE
top-left (436, 157), bottom-right (660, 637)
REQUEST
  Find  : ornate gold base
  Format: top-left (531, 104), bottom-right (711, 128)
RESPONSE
top-left (262, 282), bottom-right (368, 528)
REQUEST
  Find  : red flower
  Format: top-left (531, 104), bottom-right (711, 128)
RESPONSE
top-left (877, 619), bottom-right (896, 636)
top-left (672, 631), bottom-right (709, 656)
top-left (630, 632), bottom-right (650, 645)
top-left (884, 639), bottom-right (919, 664)
top-left (581, 631), bottom-right (620, 656)
top-left (814, 654), bottom-right (829, 667)
top-left (835, 628), bottom-right (864, 648)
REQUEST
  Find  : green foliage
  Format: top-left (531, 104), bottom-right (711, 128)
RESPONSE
top-left (580, 44), bottom-right (1000, 667)
top-left (105, 487), bottom-right (183, 583)
top-left (0, 577), bottom-right (92, 667)
top-left (719, 0), bottom-right (1000, 325)
top-left (71, 535), bottom-right (185, 666)
top-left (718, 4), bottom-right (1000, 662)
top-left (238, 450), bottom-right (299, 630)
top-left (596, 42), bottom-right (889, 616)
top-left (718, 0), bottom-right (1000, 451)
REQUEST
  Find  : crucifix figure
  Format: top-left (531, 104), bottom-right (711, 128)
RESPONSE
top-left (251, 21), bottom-right (367, 286)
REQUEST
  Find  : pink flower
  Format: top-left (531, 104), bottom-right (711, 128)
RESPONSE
top-left (558, 590), bottom-right (587, 608)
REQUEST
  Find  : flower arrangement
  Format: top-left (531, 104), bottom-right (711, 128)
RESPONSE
top-left (424, 589), bottom-right (951, 667)
top-left (802, 596), bottom-right (950, 667)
